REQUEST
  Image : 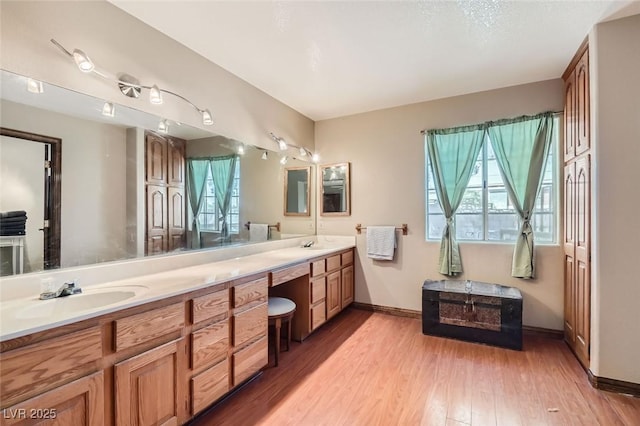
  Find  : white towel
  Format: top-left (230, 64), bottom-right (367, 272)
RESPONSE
top-left (366, 226), bottom-right (396, 260)
top-left (249, 223), bottom-right (268, 242)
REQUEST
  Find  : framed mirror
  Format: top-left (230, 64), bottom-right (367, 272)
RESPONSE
top-left (320, 162), bottom-right (350, 216)
top-left (284, 166), bottom-right (310, 216)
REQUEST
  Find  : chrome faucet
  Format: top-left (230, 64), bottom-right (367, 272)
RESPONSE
top-left (302, 241), bottom-right (314, 248)
top-left (39, 281), bottom-right (82, 300)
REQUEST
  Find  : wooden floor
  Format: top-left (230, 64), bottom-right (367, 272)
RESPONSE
top-left (191, 308), bottom-right (640, 426)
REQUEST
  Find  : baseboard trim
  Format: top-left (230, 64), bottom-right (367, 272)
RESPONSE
top-left (588, 370), bottom-right (640, 397)
top-left (351, 302), bottom-right (421, 319)
top-left (352, 303), bottom-right (564, 340)
top-left (522, 325), bottom-right (564, 339)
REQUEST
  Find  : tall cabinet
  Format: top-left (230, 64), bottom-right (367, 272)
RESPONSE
top-left (145, 132), bottom-right (187, 255)
top-left (563, 41), bottom-right (591, 369)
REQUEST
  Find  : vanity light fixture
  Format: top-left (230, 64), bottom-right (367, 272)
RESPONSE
top-left (261, 151), bottom-right (268, 160)
top-left (26, 78), bottom-right (44, 94)
top-left (238, 144), bottom-right (245, 155)
top-left (51, 39), bottom-right (214, 127)
top-left (102, 102), bottom-right (115, 117)
top-left (311, 153), bottom-right (320, 163)
top-left (299, 147), bottom-right (307, 157)
top-left (149, 84), bottom-right (163, 105)
top-left (158, 119), bottom-right (169, 134)
top-left (72, 48), bottom-right (94, 73)
top-left (280, 156), bottom-right (288, 165)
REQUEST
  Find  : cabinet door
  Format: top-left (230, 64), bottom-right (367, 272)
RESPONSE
top-left (146, 184), bottom-right (167, 255)
top-left (341, 264), bottom-right (354, 308)
top-left (115, 339), bottom-right (185, 426)
top-left (167, 138), bottom-right (185, 186)
top-left (1, 372), bottom-right (103, 426)
top-left (326, 271), bottom-right (341, 319)
top-left (575, 50), bottom-right (590, 156)
top-left (168, 186), bottom-right (186, 251)
top-left (563, 70), bottom-right (576, 162)
top-left (563, 162), bottom-right (576, 345)
top-left (574, 155), bottom-right (591, 367)
top-left (146, 133), bottom-right (167, 185)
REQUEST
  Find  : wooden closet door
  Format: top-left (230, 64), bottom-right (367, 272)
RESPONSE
top-left (575, 50), bottom-right (590, 156)
top-left (168, 187), bottom-right (186, 252)
top-left (146, 184), bottom-right (167, 255)
top-left (563, 162), bottom-right (576, 344)
top-left (146, 133), bottom-right (167, 185)
top-left (167, 139), bottom-right (185, 186)
top-left (563, 71), bottom-right (576, 162)
top-left (574, 155), bottom-right (591, 366)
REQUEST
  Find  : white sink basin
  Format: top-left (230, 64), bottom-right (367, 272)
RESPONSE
top-left (13, 285), bottom-right (148, 320)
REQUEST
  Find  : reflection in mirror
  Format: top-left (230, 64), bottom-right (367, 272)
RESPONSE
top-left (320, 162), bottom-right (351, 216)
top-left (0, 70), bottom-right (315, 277)
top-left (284, 167), bottom-right (310, 216)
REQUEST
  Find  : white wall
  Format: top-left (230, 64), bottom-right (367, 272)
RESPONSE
top-left (1, 100), bottom-right (128, 268)
top-left (0, 135), bottom-right (44, 274)
top-left (0, 0), bottom-right (314, 155)
top-left (590, 13), bottom-right (640, 384)
top-left (316, 79), bottom-right (565, 330)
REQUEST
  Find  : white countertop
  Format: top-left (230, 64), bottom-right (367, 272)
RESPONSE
top-left (0, 241), bottom-right (354, 342)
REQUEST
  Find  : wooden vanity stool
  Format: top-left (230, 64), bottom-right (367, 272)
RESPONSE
top-left (267, 297), bottom-right (296, 366)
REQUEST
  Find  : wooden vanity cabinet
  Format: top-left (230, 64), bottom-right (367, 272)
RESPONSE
top-left (231, 275), bottom-right (268, 387)
top-left (1, 372), bottom-right (104, 426)
top-left (114, 339), bottom-right (185, 426)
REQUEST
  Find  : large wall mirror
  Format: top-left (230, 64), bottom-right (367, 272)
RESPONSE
top-left (320, 162), bottom-right (350, 216)
top-left (284, 166), bottom-right (310, 216)
top-left (0, 70), bottom-right (316, 277)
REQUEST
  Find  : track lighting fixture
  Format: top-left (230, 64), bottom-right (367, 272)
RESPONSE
top-left (51, 39), bottom-right (213, 127)
top-left (261, 151), bottom-right (268, 160)
top-left (27, 78), bottom-right (44, 94)
top-left (238, 144), bottom-right (245, 155)
top-left (280, 156), bottom-right (288, 165)
top-left (268, 132), bottom-right (318, 163)
top-left (102, 102), bottom-right (115, 117)
top-left (158, 119), bottom-right (169, 134)
top-left (149, 84), bottom-right (163, 105)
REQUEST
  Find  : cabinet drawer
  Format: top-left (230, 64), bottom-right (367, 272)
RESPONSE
top-left (326, 255), bottom-right (341, 272)
top-left (191, 320), bottom-right (229, 371)
top-left (311, 259), bottom-right (325, 277)
top-left (341, 250), bottom-right (353, 266)
top-left (115, 302), bottom-right (184, 351)
top-left (232, 336), bottom-right (267, 385)
top-left (0, 327), bottom-right (102, 407)
top-left (233, 302), bottom-right (267, 348)
top-left (233, 276), bottom-right (268, 308)
top-left (191, 359), bottom-right (229, 415)
top-left (310, 277), bottom-right (326, 304)
top-left (311, 302), bottom-right (326, 331)
top-left (192, 288), bottom-right (229, 324)
top-left (271, 262), bottom-right (310, 286)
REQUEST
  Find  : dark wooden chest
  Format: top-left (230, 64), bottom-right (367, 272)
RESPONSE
top-left (422, 280), bottom-right (523, 350)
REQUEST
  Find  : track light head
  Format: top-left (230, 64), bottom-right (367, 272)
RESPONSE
top-left (149, 85), bottom-right (163, 105)
top-left (72, 49), bottom-right (94, 73)
top-left (202, 109), bottom-right (213, 126)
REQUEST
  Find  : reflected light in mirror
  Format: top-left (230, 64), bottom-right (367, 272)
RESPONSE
top-left (102, 102), bottom-right (115, 117)
top-left (27, 78), bottom-right (44, 94)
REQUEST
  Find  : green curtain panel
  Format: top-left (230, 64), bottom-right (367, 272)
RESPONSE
top-left (426, 125), bottom-right (485, 275)
top-left (186, 159), bottom-right (211, 249)
top-left (488, 113), bottom-right (554, 279)
top-left (210, 155), bottom-right (238, 239)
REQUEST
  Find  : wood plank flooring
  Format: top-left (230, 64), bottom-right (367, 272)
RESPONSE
top-left (191, 308), bottom-right (640, 426)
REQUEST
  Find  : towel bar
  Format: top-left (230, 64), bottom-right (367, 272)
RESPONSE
top-left (355, 223), bottom-right (408, 235)
top-left (244, 221), bottom-right (281, 232)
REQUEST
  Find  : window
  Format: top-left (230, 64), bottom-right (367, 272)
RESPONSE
top-left (198, 161), bottom-right (240, 233)
top-left (426, 120), bottom-right (557, 243)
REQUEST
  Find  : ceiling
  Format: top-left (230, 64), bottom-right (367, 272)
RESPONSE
top-left (110, 1), bottom-right (635, 121)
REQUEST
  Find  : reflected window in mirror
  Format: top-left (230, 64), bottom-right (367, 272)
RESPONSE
top-left (199, 159), bottom-right (241, 233)
top-left (284, 166), bottom-right (310, 216)
top-left (320, 162), bottom-right (350, 216)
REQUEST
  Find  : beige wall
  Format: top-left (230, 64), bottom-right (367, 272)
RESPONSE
top-left (1, 100), bottom-right (128, 268)
top-left (316, 79), bottom-right (565, 330)
top-left (0, 0), bottom-right (314, 154)
top-left (590, 14), bottom-right (640, 384)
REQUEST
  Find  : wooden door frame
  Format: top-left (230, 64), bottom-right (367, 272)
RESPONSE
top-left (0, 127), bottom-right (61, 269)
